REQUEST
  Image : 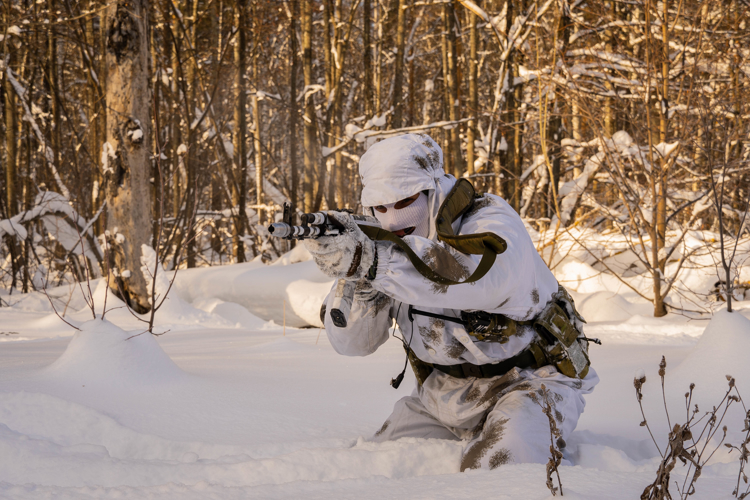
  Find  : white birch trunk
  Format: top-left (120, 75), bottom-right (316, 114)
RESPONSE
top-left (102, 0), bottom-right (152, 313)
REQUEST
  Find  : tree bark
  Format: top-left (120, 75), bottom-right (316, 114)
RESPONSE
top-left (289, 0), bottom-right (299, 212)
top-left (47, 0), bottom-right (62, 189)
top-left (3, 31), bottom-right (20, 290)
top-left (363, 0), bottom-right (373, 119)
top-left (233, 0), bottom-right (248, 262)
top-left (103, 0), bottom-right (153, 313)
top-left (184, 0), bottom-right (199, 268)
top-left (252, 18), bottom-right (263, 223)
top-left (391, 0), bottom-right (406, 128)
top-left (466, 0), bottom-right (478, 177)
top-left (443, 1), bottom-right (462, 177)
top-left (548, 0), bottom-right (570, 219)
top-left (302, 0), bottom-right (318, 212)
top-left (4, 50), bottom-right (18, 218)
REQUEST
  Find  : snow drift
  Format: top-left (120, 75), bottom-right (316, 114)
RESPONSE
top-left (45, 319), bottom-right (185, 387)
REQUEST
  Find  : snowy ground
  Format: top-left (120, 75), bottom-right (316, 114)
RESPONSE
top-left (1, 245), bottom-right (750, 499)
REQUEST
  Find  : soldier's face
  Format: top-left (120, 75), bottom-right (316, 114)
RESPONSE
top-left (372, 192), bottom-right (429, 238)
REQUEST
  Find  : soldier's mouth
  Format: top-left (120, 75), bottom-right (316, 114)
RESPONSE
top-left (393, 227), bottom-right (416, 238)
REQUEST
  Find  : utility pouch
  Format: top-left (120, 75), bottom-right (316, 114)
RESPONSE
top-left (529, 290), bottom-right (591, 379)
top-left (460, 310), bottom-right (517, 343)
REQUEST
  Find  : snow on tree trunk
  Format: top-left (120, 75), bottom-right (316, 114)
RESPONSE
top-left (102, 0), bottom-right (152, 314)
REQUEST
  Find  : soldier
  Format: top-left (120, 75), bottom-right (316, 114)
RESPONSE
top-left (305, 134), bottom-right (598, 471)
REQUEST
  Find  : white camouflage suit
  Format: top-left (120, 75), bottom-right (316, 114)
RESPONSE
top-left (323, 134), bottom-right (598, 471)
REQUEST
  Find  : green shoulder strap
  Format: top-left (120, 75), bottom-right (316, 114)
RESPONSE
top-left (359, 179), bottom-right (507, 286)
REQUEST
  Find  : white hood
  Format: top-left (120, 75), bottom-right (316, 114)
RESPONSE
top-left (359, 133), bottom-right (456, 240)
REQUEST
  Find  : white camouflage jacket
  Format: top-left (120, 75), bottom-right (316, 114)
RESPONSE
top-left (323, 134), bottom-right (560, 368)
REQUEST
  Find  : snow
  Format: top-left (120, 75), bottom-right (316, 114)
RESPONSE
top-left (46, 319), bottom-right (185, 387)
top-left (101, 142), bottom-right (116, 174)
top-left (1, 244), bottom-right (750, 498)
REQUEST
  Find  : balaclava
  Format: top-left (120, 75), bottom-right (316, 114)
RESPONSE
top-left (372, 192), bottom-right (430, 238)
top-left (359, 133), bottom-right (448, 240)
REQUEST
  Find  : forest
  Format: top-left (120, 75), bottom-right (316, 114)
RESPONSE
top-left (1, 0), bottom-right (749, 318)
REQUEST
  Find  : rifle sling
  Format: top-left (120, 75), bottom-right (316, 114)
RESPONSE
top-left (359, 179), bottom-right (507, 286)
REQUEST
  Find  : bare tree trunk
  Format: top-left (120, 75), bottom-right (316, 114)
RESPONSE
top-left (323, 0), bottom-right (336, 209)
top-left (363, 0), bottom-right (373, 119)
top-left (443, 1), bottom-right (461, 177)
top-left (440, 6), bottom-right (451, 175)
top-left (167, 8), bottom-right (181, 222)
top-left (332, 0), bottom-right (345, 207)
top-left (391, 0), bottom-right (406, 128)
top-left (233, 0), bottom-right (248, 262)
top-left (85, 13), bottom-right (101, 225)
top-left (184, 0), bottom-right (199, 268)
top-left (150, 9), bottom-right (160, 248)
top-left (47, 0), bottom-right (62, 188)
top-left (644, 0), bottom-right (666, 317)
top-left (289, 0), bottom-right (299, 212)
top-left (548, 0), bottom-right (570, 219)
top-left (97, 8), bottom-right (109, 234)
top-left (323, 0), bottom-right (334, 97)
top-left (656, 0), bottom-right (669, 252)
top-left (731, 0), bottom-right (743, 166)
top-left (252, 24), bottom-right (263, 224)
top-left (209, 0), bottom-right (225, 263)
top-left (302, 0), bottom-right (318, 212)
top-left (324, 0), bottom-right (336, 209)
top-left (103, 0), bottom-right (153, 313)
top-left (504, 48), bottom-right (524, 213)
top-left (3, 31), bottom-right (20, 290)
top-left (466, 0), bottom-right (478, 178)
top-left (374, 2), bottom-right (382, 114)
top-left (4, 51), bottom-right (18, 218)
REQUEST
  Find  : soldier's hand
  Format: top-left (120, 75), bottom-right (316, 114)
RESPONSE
top-left (304, 212), bottom-right (376, 281)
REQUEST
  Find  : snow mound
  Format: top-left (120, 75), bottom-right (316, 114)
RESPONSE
top-left (172, 251), bottom-right (332, 328)
top-left (575, 291), bottom-right (638, 323)
top-left (271, 244), bottom-right (313, 266)
top-left (671, 311), bottom-right (750, 391)
top-left (192, 297), bottom-right (267, 329)
top-left (656, 311), bottom-right (750, 441)
top-left (45, 319), bottom-right (185, 387)
top-left (230, 260), bottom-right (332, 328)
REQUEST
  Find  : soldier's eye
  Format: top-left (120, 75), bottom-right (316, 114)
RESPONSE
top-left (394, 194), bottom-right (420, 209)
top-left (374, 205), bottom-right (387, 213)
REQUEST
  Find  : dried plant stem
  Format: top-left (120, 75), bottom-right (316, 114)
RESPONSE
top-left (529, 384), bottom-right (564, 496)
top-left (40, 280), bottom-right (80, 331)
top-left (635, 373), bottom-right (664, 457)
top-left (638, 358), bottom-right (743, 500)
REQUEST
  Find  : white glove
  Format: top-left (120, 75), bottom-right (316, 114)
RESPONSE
top-left (304, 212), bottom-right (376, 281)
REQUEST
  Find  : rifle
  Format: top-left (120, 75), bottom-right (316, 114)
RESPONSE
top-left (268, 202), bottom-right (380, 328)
top-left (269, 180), bottom-right (509, 329)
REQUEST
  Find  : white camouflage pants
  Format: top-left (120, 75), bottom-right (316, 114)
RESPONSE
top-left (371, 365), bottom-right (598, 471)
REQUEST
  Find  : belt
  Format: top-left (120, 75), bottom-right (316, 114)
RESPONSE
top-left (408, 346), bottom-right (539, 380)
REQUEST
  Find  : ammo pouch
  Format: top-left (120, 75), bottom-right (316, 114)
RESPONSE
top-left (460, 310), bottom-right (519, 343)
top-left (527, 287), bottom-right (591, 379)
